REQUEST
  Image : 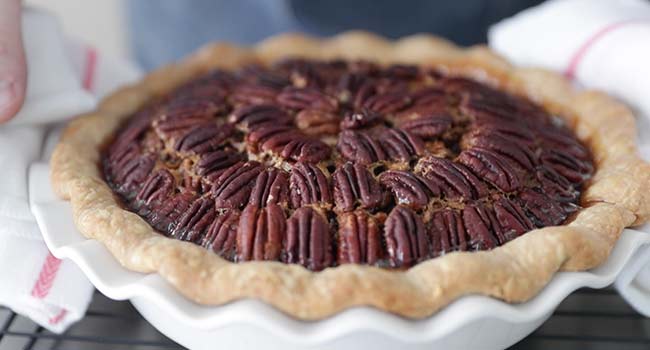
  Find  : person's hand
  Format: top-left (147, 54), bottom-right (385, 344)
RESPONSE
top-left (0, 0), bottom-right (26, 123)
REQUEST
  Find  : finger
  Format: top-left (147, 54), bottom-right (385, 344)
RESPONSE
top-left (0, 0), bottom-right (26, 123)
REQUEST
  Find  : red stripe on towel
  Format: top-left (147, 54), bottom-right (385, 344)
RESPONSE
top-left (31, 252), bottom-right (62, 299)
top-left (82, 46), bottom-right (98, 91)
top-left (564, 20), bottom-right (649, 80)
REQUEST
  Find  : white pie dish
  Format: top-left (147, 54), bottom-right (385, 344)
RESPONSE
top-left (28, 161), bottom-right (650, 350)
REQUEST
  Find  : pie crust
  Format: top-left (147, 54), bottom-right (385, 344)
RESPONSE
top-left (50, 32), bottom-right (650, 319)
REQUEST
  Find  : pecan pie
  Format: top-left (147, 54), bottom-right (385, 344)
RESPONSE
top-left (51, 32), bottom-right (650, 319)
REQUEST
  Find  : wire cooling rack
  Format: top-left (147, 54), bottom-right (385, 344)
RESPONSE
top-left (1, 287), bottom-right (649, 350)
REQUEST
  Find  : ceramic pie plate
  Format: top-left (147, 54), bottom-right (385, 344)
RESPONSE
top-left (28, 161), bottom-right (650, 350)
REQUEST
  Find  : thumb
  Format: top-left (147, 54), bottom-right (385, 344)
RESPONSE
top-left (0, 0), bottom-right (27, 123)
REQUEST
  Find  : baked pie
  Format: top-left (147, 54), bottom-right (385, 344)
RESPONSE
top-left (51, 32), bottom-right (650, 319)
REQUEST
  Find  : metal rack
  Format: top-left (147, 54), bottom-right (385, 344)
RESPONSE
top-left (1, 287), bottom-right (649, 350)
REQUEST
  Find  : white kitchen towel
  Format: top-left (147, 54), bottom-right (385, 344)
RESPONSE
top-left (489, 0), bottom-right (650, 316)
top-left (0, 9), bottom-right (141, 333)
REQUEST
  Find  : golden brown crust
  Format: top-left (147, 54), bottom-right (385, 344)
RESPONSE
top-left (50, 31), bottom-right (649, 319)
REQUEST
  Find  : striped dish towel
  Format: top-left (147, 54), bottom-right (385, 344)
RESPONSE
top-left (0, 9), bottom-right (140, 333)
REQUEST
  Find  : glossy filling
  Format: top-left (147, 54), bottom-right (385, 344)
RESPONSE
top-left (103, 59), bottom-right (594, 270)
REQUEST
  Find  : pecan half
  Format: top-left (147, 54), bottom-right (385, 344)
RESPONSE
top-left (462, 131), bottom-right (536, 171)
top-left (228, 104), bottom-right (293, 132)
top-left (337, 130), bottom-right (387, 165)
top-left (338, 210), bottom-right (383, 265)
top-left (457, 148), bottom-right (522, 192)
top-left (143, 192), bottom-right (196, 233)
top-left (230, 83), bottom-right (279, 106)
top-left (196, 149), bottom-right (244, 177)
top-left (109, 145), bottom-right (156, 190)
top-left (536, 166), bottom-right (579, 203)
top-left (378, 170), bottom-right (439, 210)
top-left (379, 128), bottom-right (425, 162)
top-left (171, 197), bottom-right (216, 242)
top-left (289, 162), bottom-right (331, 208)
top-left (155, 99), bottom-right (221, 135)
top-left (276, 87), bottom-right (338, 112)
top-left (461, 204), bottom-right (499, 250)
top-left (279, 137), bottom-right (331, 163)
top-left (540, 149), bottom-right (593, 184)
top-left (493, 197), bottom-right (534, 243)
top-left (397, 113), bottom-right (452, 140)
top-left (416, 156), bottom-right (488, 200)
top-left (429, 209), bottom-right (467, 255)
top-left (295, 109), bottom-right (340, 135)
top-left (236, 204), bottom-right (285, 262)
top-left (284, 207), bottom-right (333, 270)
top-left (332, 162), bottom-right (384, 212)
top-left (174, 123), bottom-right (234, 154)
top-left (200, 209), bottom-right (240, 260)
top-left (362, 90), bottom-right (412, 115)
top-left (248, 168), bottom-right (289, 207)
top-left (383, 206), bottom-right (429, 267)
top-left (136, 169), bottom-right (175, 204)
top-left (518, 189), bottom-right (568, 227)
top-left (211, 161), bottom-right (263, 209)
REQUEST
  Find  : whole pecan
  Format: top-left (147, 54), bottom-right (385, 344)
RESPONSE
top-left (429, 209), bottom-right (467, 255)
top-left (236, 204), bottom-right (285, 262)
top-left (276, 86), bottom-right (338, 112)
top-left (295, 109), bottom-right (340, 135)
top-left (493, 197), bottom-right (535, 243)
top-left (200, 209), bottom-right (241, 260)
top-left (461, 204), bottom-right (499, 250)
top-left (337, 210), bottom-right (383, 265)
top-left (457, 148), bottom-right (522, 192)
top-left (228, 104), bottom-right (293, 132)
top-left (378, 170), bottom-right (439, 210)
top-left (383, 205), bottom-right (429, 267)
top-left (379, 128), bottom-right (425, 162)
top-left (289, 162), bottom-right (332, 208)
top-left (196, 149), bottom-right (244, 177)
top-left (332, 162), bottom-right (384, 212)
top-left (174, 123), bottom-right (234, 154)
top-left (337, 130), bottom-right (387, 165)
top-left (171, 197), bottom-right (216, 242)
top-left (136, 169), bottom-right (175, 205)
top-left (518, 189), bottom-right (568, 227)
top-left (416, 156), bottom-right (488, 200)
top-left (248, 168), bottom-right (289, 207)
top-left (211, 161), bottom-right (263, 209)
top-left (284, 207), bottom-right (333, 270)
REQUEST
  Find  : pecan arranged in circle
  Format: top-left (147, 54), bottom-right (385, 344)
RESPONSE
top-left (276, 86), bottom-right (338, 112)
top-left (493, 197), bottom-right (535, 242)
top-left (136, 169), bottom-right (175, 205)
top-left (379, 128), bottom-right (425, 162)
top-left (457, 148), bottom-right (522, 192)
top-left (397, 114), bottom-right (452, 140)
top-left (378, 170), bottom-right (439, 210)
top-left (339, 109), bottom-right (382, 130)
top-left (174, 123), bottom-right (234, 154)
top-left (171, 197), bottom-right (216, 242)
top-left (284, 207), bottom-right (333, 270)
top-left (518, 189), bottom-right (569, 227)
top-left (337, 130), bottom-right (387, 165)
top-left (429, 209), bottom-right (467, 255)
top-left (295, 109), bottom-right (340, 135)
top-left (211, 162), bottom-right (263, 209)
top-left (289, 162), bottom-right (331, 208)
top-left (461, 204), bottom-right (499, 250)
top-left (247, 125), bottom-right (331, 163)
top-left (236, 204), bottom-right (285, 262)
top-left (143, 192), bottom-right (196, 234)
top-left (228, 104), bottom-right (292, 132)
top-left (199, 209), bottom-right (240, 260)
top-left (196, 149), bottom-right (244, 177)
top-left (230, 83), bottom-right (279, 106)
top-left (337, 210), bottom-right (383, 265)
top-left (332, 162), bottom-right (384, 212)
top-left (249, 168), bottom-right (289, 208)
top-left (416, 156), bottom-right (488, 200)
top-left (384, 205), bottom-right (429, 267)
